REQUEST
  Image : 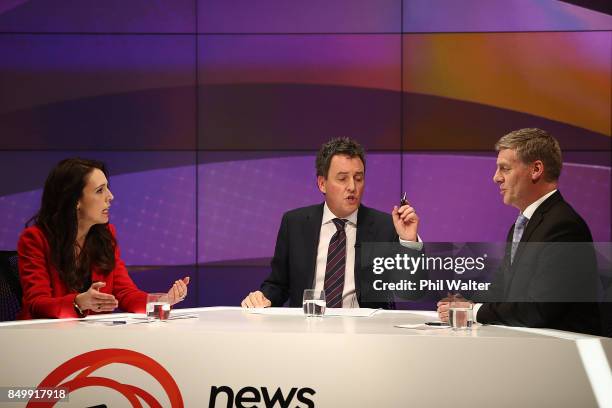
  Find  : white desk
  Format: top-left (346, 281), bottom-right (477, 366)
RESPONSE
top-left (1, 307), bottom-right (611, 407)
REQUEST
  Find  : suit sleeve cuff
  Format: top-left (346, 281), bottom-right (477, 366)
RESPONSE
top-left (473, 303), bottom-right (483, 324)
top-left (399, 234), bottom-right (423, 250)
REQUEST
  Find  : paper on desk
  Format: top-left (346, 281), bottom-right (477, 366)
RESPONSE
top-left (246, 308), bottom-right (303, 316)
top-left (128, 312), bottom-right (200, 321)
top-left (395, 323), bottom-right (451, 330)
top-left (79, 316), bottom-right (147, 326)
top-left (80, 312), bottom-right (199, 325)
top-left (326, 308), bottom-right (380, 317)
top-left (247, 308), bottom-right (380, 317)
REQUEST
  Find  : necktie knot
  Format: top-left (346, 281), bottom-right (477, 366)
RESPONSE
top-left (516, 214), bottom-right (529, 229)
top-left (332, 218), bottom-right (347, 232)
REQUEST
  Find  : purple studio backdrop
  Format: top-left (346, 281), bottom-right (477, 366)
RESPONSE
top-left (0, 1), bottom-right (610, 308)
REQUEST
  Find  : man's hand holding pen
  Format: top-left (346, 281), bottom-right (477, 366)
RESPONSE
top-left (392, 192), bottom-right (419, 242)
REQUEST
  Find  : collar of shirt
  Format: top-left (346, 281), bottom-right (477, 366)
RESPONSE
top-left (322, 202), bottom-right (358, 227)
top-left (521, 189), bottom-right (557, 220)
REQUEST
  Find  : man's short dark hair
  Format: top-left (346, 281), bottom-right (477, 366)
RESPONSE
top-left (316, 137), bottom-right (365, 178)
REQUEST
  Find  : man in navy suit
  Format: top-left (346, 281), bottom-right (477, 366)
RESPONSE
top-left (437, 128), bottom-right (602, 335)
top-left (241, 137), bottom-right (422, 309)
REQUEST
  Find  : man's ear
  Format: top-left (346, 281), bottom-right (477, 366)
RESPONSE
top-left (317, 175), bottom-right (326, 194)
top-left (531, 160), bottom-right (544, 182)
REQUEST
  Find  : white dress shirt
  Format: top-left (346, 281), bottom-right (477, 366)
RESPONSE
top-left (313, 203), bottom-right (423, 308)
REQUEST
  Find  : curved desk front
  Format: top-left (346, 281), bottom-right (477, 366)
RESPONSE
top-left (0, 307), bottom-right (610, 407)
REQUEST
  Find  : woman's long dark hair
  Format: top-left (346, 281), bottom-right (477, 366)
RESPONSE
top-left (28, 158), bottom-right (116, 291)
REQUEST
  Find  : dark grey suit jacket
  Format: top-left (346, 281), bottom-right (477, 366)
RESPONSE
top-left (261, 203), bottom-right (419, 309)
top-left (477, 191), bottom-right (602, 335)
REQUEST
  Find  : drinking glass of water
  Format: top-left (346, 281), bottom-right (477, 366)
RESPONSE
top-left (146, 293), bottom-right (170, 321)
top-left (449, 301), bottom-right (473, 330)
top-left (303, 289), bottom-right (326, 317)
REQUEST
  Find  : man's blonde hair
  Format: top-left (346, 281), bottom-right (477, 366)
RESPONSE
top-left (495, 128), bottom-right (562, 182)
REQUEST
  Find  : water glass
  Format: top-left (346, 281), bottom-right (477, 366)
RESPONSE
top-left (146, 293), bottom-right (170, 321)
top-left (303, 289), bottom-right (326, 317)
top-left (449, 301), bottom-right (473, 330)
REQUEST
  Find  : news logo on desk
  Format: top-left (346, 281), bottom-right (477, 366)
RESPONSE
top-left (29, 348), bottom-right (183, 408)
top-left (209, 385), bottom-right (315, 408)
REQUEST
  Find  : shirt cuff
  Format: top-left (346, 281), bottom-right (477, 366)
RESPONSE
top-left (399, 234), bottom-right (423, 250)
top-left (472, 303), bottom-right (483, 324)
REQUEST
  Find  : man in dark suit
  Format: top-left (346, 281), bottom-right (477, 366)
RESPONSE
top-left (241, 137), bottom-right (422, 309)
top-left (437, 128), bottom-right (602, 335)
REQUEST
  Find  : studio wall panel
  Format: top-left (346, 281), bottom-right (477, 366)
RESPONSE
top-left (198, 0), bottom-right (401, 33)
top-left (558, 160), bottom-right (611, 242)
top-left (0, 34), bottom-right (196, 149)
top-left (0, 2), bottom-right (609, 313)
top-left (0, 0), bottom-right (196, 33)
top-left (130, 266), bottom-right (199, 309)
top-left (403, 0), bottom-right (612, 32)
top-left (198, 35), bottom-right (401, 150)
top-left (197, 266), bottom-right (269, 307)
top-left (403, 32), bottom-right (611, 150)
top-left (402, 152), bottom-right (611, 242)
top-left (0, 152), bottom-right (196, 266)
top-left (198, 152), bottom-right (400, 265)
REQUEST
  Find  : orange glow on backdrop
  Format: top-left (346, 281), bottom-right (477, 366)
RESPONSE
top-left (404, 32), bottom-right (611, 136)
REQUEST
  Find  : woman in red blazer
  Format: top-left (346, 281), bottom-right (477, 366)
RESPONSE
top-left (18, 158), bottom-right (190, 319)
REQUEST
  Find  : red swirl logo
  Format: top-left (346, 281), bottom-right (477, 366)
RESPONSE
top-left (26, 348), bottom-right (183, 408)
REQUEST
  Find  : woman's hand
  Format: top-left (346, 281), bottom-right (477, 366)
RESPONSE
top-left (167, 277), bottom-right (190, 306)
top-left (75, 282), bottom-right (118, 312)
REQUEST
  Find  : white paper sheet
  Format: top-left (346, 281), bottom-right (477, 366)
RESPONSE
top-left (395, 323), bottom-right (451, 330)
top-left (79, 312), bottom-right (199, 326)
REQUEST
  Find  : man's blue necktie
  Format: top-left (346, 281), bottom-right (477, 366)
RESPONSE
top-left (510, 214), bottom-right (529, 264)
